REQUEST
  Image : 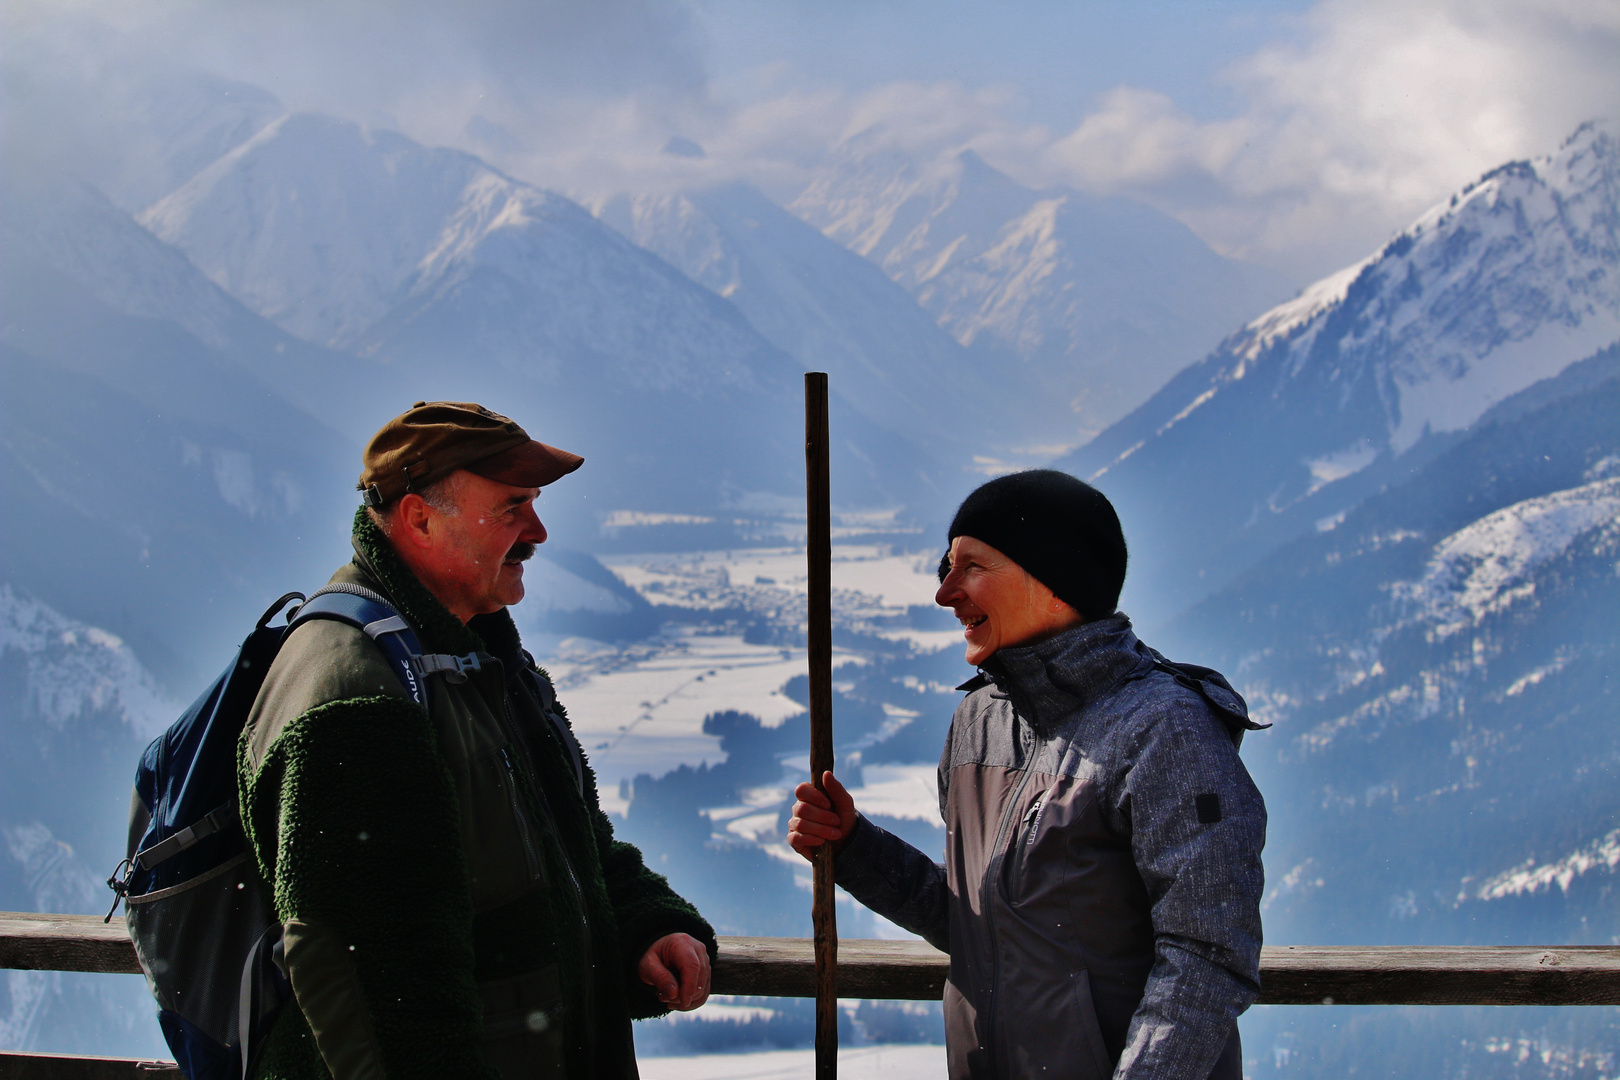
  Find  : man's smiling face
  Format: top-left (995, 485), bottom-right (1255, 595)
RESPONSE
top-left (935, 535), bottom-right (1083, 666)
top-left (433, 472), bottom-right (547, 619)
top-left (388, 469), bottom-right (548, 623)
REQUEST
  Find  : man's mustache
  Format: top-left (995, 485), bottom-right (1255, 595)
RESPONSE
top-left (505, 542), bottom-right (536, 564)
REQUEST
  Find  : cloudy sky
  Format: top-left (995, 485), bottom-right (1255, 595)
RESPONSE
top-left (6, 0), bottom-right (1617, 282)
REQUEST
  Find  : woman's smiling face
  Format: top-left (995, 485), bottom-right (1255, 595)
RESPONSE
top-left (934, 536), bottom-right (1084, 666)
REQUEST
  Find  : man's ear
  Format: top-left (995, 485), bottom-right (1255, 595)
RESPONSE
top-left (391, 493), bottom-right (435, 552)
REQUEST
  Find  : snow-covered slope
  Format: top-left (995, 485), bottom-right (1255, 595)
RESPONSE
top-left (1172, 352), bottom-right (1620, 941)
top-left (142, 113), bottom-right (510, 348)
top-left (0, 587), bottom-right (176, 1058)
top-left (0, 585), bottom-right (177, 743)
top-left (1058, 121), bottom-right (1620, 620)
top-left (6, 167), bottom-right (262, 355)
top-left (142, 113), bottom-right (771, 390)
top-left (1390, 474), bottom-right (1620, 638)
top-left (792, 145), bottom-right (1289, 444)
top-left (1, 164), bottom-right (363, 684)
top-left (140, 113), bottom-right (943, 523)
top-left (598, 181), bottom-right (995, 461)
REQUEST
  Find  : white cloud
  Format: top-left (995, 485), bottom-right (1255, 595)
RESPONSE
top-left (1038, 0), bottom-right (1620, 275)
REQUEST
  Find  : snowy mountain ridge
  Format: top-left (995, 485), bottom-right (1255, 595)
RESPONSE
top-left (1174, 343), bottom-right (1620, 1047)
top-left (1054, 121), bottom-right (1619, 619)
top-left (141, 112), bottom-right (508, 349)
top-left (135, 110), bottom-right (954, 523)
top-left (3, 169), bottom-right (250, 355)
top-left (1470, 826), bottom-right (1620, 903)
top-left (792, 144), bottom-right (1289, 440)
top-left (1227, 258), bottom-right (1374, 372)
top-left (1390, 474), bottom-right (1620, 641)
top-left (597, 181), bottom-right (995, 459)
top-left (0, 585), bottom-right (177, 741)
top-left (1271, 475), bottom-right (1620, 757)
top-left (142, 112), bottom-right (777, 398)
top-left (1088, 121), bottom-right (1620, 482)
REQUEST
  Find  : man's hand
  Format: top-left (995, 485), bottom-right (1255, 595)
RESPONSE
top-left (638, 933), bottom-right (710, 1011)
top-left (787, 771), bottom-right (858, 861)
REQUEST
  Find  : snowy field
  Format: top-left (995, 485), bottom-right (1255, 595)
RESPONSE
top-left (638, 1045), bottom-right (945, 1079)
top-left (836, 764), bottom-right (940, 821)
top-left (535, 544), bottom-right (959, 815)
top-left (604, 544), bottom-right (955, 649)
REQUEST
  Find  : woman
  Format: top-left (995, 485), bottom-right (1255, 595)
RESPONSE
top-left (789, 469), bottom-right (1266, 1079)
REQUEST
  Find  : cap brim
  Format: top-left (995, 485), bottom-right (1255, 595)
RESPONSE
top-left (465, 439), bottom-right (584, 489)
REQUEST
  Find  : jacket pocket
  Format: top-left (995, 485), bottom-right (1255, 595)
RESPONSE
top-left (1070, 969), bottom-right (1115, 1078)
top-left (1007, 776), bottom-right (1107, 907)
top-left (1003, 965), bottom-right (1114, 1079)
top-left (479, 964), bottom-right (567, 1079)
top-left (1004, 784), bottom-right (1052, 898)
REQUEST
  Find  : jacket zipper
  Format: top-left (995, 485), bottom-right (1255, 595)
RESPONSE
top-left (498, 747), bottom-right (544, 883)
top-left (982, 762), bottom-right (1036, 1075)
top-left (496, 683), bottom-right (596, 1064)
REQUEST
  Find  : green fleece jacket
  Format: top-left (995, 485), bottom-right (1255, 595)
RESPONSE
top-left (238, 511), bottom-right (715, 1080)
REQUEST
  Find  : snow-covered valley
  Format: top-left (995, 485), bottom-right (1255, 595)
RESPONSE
top-left (530, 542), bottom-right (958, 822)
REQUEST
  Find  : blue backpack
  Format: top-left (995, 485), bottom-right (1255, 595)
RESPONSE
top-left (106, 583), bottom-right (483, 1079)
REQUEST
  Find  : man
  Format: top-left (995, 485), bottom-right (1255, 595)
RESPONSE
top-left (789, 470), bottom-right (1266, 1079)
top-left (239, 401), bottom-right (715, 1080)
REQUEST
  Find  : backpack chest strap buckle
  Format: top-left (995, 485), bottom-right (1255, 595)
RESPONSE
top-left (414, 651), bottom-right (482, 682)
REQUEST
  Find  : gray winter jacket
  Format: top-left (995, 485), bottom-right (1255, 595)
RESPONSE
top-left (835, 615), bottom-right (1266, 1079)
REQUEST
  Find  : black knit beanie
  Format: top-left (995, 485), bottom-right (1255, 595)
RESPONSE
top-left (944, 470), bottom-right (1128, 621)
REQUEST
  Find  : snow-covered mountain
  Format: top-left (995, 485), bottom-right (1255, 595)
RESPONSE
top-left (598, 180), bottom-right (998, 463)
top-left (0, 586), bottom-right (176, 1058)
top-left (5, 163), bottom-right (309, 361)
top-left (1059, 121), bottom-right (1620, 622)
top-left (1, 164), bottom-right (363, 686)
top-left (792, 144), bottom-right (1290, 446)
top-left (141, 113), bottom-right (526, 349)
top-left (1389, 474), bottom-right (1620, 639)
top-left (1163, 341), bottom-right (1620, 1077)
top-left (140, 113), bottom-right (945, 524)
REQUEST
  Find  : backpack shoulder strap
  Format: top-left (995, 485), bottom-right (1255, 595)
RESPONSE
top-left (291, 584), bottom-right (484, 706)
top-left (290, 585), bottom-right (430, 706)
top-left (293, 582), bottom-right (486, 702)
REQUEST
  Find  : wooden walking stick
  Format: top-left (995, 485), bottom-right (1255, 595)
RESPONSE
top-left (804, 372), bottom-right (837, 1079)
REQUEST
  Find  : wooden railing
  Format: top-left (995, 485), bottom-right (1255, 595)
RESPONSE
top-left (5, 911), bottom-right (1620, 1076)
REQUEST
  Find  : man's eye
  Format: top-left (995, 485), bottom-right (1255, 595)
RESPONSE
top-left (937, 553), bottom-right (951, 583)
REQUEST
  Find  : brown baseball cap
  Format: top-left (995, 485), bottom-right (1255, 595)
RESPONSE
top-left (358, 401), bottom-right (583, 508)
